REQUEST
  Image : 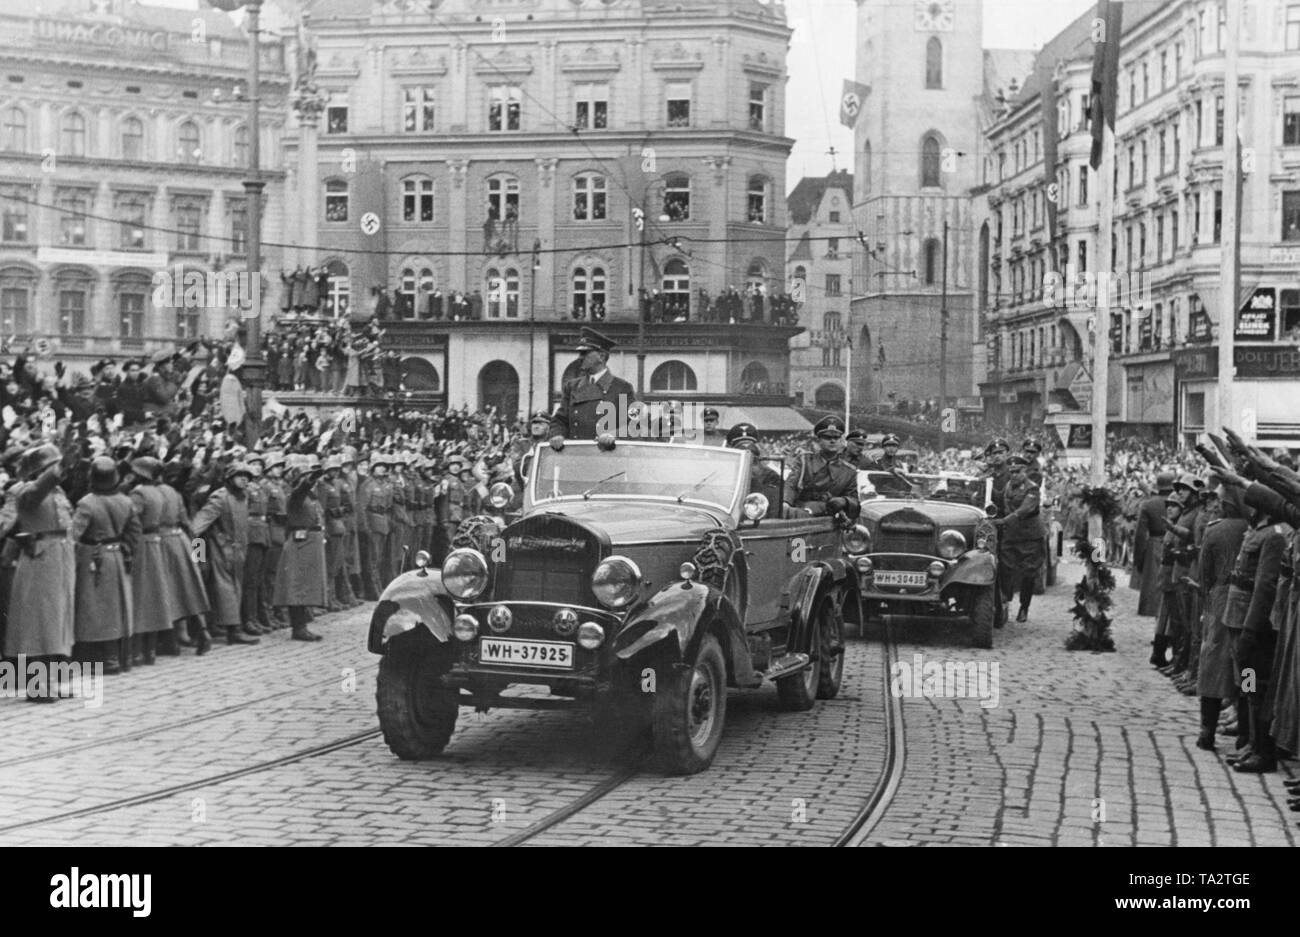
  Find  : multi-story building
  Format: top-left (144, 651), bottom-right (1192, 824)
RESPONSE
top-left (283, 0), bottom-right (803, 425)
top-left (849, 0), bottom-right (1001, 411)
top-left (974, 0), bottom-right (1300, 449)
top-left (0, 0), bottom-right (288, 371)
top-left (785, 169), bottom-right (854, 409)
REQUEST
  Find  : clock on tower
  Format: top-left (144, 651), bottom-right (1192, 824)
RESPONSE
top-left (914, 0), bottom-right (956, 32)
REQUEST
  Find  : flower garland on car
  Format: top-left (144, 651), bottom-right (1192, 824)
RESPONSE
top-left (1064, 487), bottom-right (1122, 652)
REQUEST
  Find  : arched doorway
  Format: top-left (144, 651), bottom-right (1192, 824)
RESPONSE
top-left (740, 361), bottom-right (770, 393)
top-left (403, 356), bottom-right (441, 392)
top-left (814, 382), bottom-right (845, 410)
top-left (651, 360), bottom-right (697, 392)
top-left (478, 360), bottom-right (519, 418)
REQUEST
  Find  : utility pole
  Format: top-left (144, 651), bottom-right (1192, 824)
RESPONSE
top-left (938, 219), bottom-right (949, 448)
top-left (240, 0), bottom-right (266, 445)
top-left (635, 199), bottom-right (647, 397)
top-left (1218, 0), bottom-right (1242, 437)
top-left (528, 238), bottom-right (539, 417)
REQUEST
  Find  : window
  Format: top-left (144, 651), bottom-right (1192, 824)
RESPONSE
top-left (1156, 215), bottom-right (1164, 260)
top-left (57, 189), bottom-right (89, 246)
top-left (118, 288), bottom-right (144, 339)
top-left (119, 196), bottom-right (146, 249)
top-left (1078, 164), bottom-right (1088, 206)
top-left (177, 120), bottom-right (200, 164)
top-left (748, 83), bottom-right (766, 130)
top-left (1284, 191), bottom-right (1300, 241)
top-left (1141, 139), bottom-right (1148, 181)
top-left (325, 179), bottom-right (348, 222)
top-left (57, 280), bottom-right (87, 335)
top-left (1077, 240), bottom-right (1087, 273)
top-left (121, 117), bottom-right (143, 161)
top-left (326, 104), bottom-right (348, 134)
top-left (399, 268), bottom-right (418, 317)
top-left (1215, 95), bottom-right (1224, 146)
top-left (487, 176), bottom-right (520, 223)
top-left (1, 285), bottom-right (29, 335)
top-left (488, 85), bottom-right (521, 131)
top-left (925, 37), bottom-right (942, 89)
top-left (61, 111), bottom-right (86, 156)
top-left (571, 266), bottom-right (607, 318)
top-left (827, 237), bottom-right (840, 258)
top-left (663, 174), bottom-right (690, 221)
top-left (1213, 188), bottom-right (1223, 242)
top-left (174, 305), bottom-right (201, 340)
top-left (1142, 61), bottom-right (1149, 100)
top-left (1172, 209), bottom-right (1180, 253)
top-left (1, 186), bottom-right (27, 242)
top-left (402, 177), bottom-right (434, 222)
top-left (746, 176), bottom-right (767, 223)
top-left (175, 199), bottom-right (203, 251)
top-left (921, 134), bottom-right (941, 187)
top-left (1290, 4), bottom-right (1300, 50)
top-left (325, 260), bottom-right (350, 317)
top-left (662, 258), bottom-right (690, 318)
top-left (650, 360), bottom-right (697, 392)
top-left (573, 174), bottom-right (606, 221)
top-left (229, 201), bottom-right (247, 254)
top-left (1173, 123), bottom-right (1181, 169)
top-left (1196, 99), bottom-right (1204, 145)
top-left (1139, 222), bottom-right (1147, 265)
top-left (403, 87), bottom-right (436, 132)
top-left (1129, 69), bottom-right (1136, 110)
top-left (923, 238), bottom-right (941, 285)
top-left (1158, 129), bottom-right (1167, 173)
top-left (574, 83), bottom-right (608, 131)
top-left (829, 210), bottom-right (841, 223)
top-left (233, 125), bottom-right (249, 167)
top-left (1286, 98), bottom-right (1300, 146)
top-left (486, 267), bottom-right (520, 318)
top-left (825, 274), bottom-right (842, 296)
top-left (1127, 145), bottom-right (1135, 189)
top-left (2, 106), bottom-right (25, 152)
top-left (1192, 191), bottom-right (1202, 243)
top-left (666, 81), bottom-right (691, 128)
top-left (1175, 42), bottom-right (1184, 79)
top-left (1161, 50), bottom-right (1170, 90)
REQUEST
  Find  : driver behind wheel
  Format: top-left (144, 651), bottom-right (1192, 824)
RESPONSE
top-left (782, 416), bottom-right (860, 520)
top-left (726, 422), bottom-right (784, 516)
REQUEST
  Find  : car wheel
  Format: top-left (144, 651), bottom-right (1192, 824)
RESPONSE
top-left (376, 631), bottom-right (459, 760)
top-left (816, 591), bottom-right (846, 700)
top-left (652, 632), bottom-right (727, 775)
top-left (970, 586), bottom-right (995, 649)
top-left (777, 600), bottom-right (822, 712)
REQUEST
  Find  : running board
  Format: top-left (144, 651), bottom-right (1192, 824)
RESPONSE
top-left (764, 652), bottom-right (810, 681)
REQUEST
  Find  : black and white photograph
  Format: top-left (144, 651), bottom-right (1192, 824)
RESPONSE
top-left (0, 0), bottom-right (1292, 887)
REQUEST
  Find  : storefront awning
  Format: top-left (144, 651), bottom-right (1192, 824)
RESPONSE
top-left (719, 406), bottom-right (814, 433)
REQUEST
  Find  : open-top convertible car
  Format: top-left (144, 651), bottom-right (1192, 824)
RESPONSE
top-left (853, 471), bottom-right (1002, 648)
top-left (368, 439), bottom-right (864, 775)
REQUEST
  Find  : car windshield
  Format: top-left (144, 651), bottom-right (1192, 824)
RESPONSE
top-left (531, 442), bottom-right (745, 511)
top-left (860, 470), bottom-right (983, 503)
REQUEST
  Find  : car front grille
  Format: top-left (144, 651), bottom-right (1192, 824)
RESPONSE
top-left (878, 508), bottom-right (936, 558)
top-left (492, 514), bottom-right (604, 605)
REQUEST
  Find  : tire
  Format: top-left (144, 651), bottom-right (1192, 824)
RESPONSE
top-left (777, 601), bottom-right (822, 712)
top-left (970, 586), bottom-right (995, 649)
top-left (376, 632), bottom-right (459, 760)
top-left (816, 591), bottom-right (846, 700)
top-left (651, 632), bottom-right (727, 775)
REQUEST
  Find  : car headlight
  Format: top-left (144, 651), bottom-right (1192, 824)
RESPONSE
top-left (844, 524), bottom-right (872, 555)
top-left (928, 560), bottom-right (947, 578)
top-left (937, 529), bottom-right (966, 559)
top-left (488, 481), bottom-right (514, 510)
top-left (591, 555), bottom-right (641, 609)
top-left (442, 548), bottom-right (489, 600)
top-left (742, 492), bottom-right (769, 521)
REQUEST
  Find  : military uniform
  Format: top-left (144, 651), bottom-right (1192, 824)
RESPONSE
top-left (191, 465), bottom-right (256, 643)
top-left (359, 460), bottom-right (393, 593)
top-left (548, 327), bottom-right (637, 440)
top-left (782, 417), bottom-right (861, 518)
top-left (1132, 475), bottom-right (1173, 620)
top-left (263, 459), bottom-right (289, 622)
top-left (71, 462), bottom-right (140, 669)
top-left (273, 468), bottom-right (329, 640)
top-left (337, 463), bottom-right (361, 605)
top-left (388, 463), bottom-right (412, 577)
top-left (317, 463), bottom-right (346, 611)
top-left (241, 465), bottom-right (272, 630)
top-left (996, 462), bottom-right (1045, 618)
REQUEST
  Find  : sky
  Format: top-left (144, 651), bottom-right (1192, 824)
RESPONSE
top-left (784, 0), bottom-right (1096, 191)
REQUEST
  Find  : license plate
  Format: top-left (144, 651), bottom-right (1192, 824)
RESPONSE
top-left (873, 570), bottom-right (928, 587)
top-left (479, 638), bottom-right (575, 669)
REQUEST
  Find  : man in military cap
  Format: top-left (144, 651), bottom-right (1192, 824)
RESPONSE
top-left (700, 407), bottom-right (727, 447)
top-left (1021, 438), bottom-right (1045, 486)
top-left (861, 433), bottom-right (906, 472)
top-left (317, 455), bottom-right (347, 612)
top-left (549, 327), bottom-right (636, 443)
top-left (994, 454), bottom-right (1045, 622)
top-left (337, 448), bottom-right (363, 606)
top-left (262, 451), bottom-right (289, 626)
top-left (844, 429), bottom-right (870, 469)
top-left (357, 453), bottom-right (393, 595)
top-left (1134, 470), bottom-right (1175, 663)
top-left (727, 422), bottom-right (783, 510)
top-left (978, 437), bottom-right (1012, 515)
top-left (240, 451), bottom-right (273, 634)
top-left (783, 416), bottom-right (861, 519)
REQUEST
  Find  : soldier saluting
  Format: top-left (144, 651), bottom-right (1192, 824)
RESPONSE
top-left (549, 327), bottom-right (636, 444)
top-left (782, 416), bottom-right (861, 519)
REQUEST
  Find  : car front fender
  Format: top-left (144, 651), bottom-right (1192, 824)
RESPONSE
top-left (613, 581), bottom-right (758, 688)
top-left (787, 563), bottom-right (846, 654)
top-left (367, 569), bottom-right (455, 654)
top-left (945, 550), bottom-right (997, 587)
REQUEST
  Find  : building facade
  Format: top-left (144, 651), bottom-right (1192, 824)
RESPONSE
top-left (283, 0), bottom-right (802, 423)
top-left (785, 170), bottom-right (854, 410)
top-left (973, 0), bottom-right (1300, 449)
top-left (849, 0), bottom-right (990, 411)
top-left (0, 0), bottom-right (288, 372)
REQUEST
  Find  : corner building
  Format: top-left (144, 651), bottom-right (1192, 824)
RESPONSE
top-left (286, 0), bottom-right (803, 425)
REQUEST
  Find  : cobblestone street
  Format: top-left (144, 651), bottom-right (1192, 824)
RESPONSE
top-left (1, 555), bottom-right (1295, 847)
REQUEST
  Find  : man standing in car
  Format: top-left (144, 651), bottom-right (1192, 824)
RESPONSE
top-left (783, 416), bottom-right (860, 519)
top-left (549, 327), bottom-right (636, 443)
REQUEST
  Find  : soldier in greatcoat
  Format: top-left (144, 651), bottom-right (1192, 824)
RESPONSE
top-left (125, 456), bottom-right (179, 662)
top-left (262, 451), bottom-right (289, 627)
top-left (4, 444), bottom-right (76, 701)
top-left (1133, 471), bottom-right (1175, 664)
top-left (1195, 483), bottom-right (1249, 751)
top-left (388, 454), bottom-right (413, 578)
top-left (159, 459), bottom-right (212, 654)
top-left (358, 453), bottom-right (392, 595)
top-left (191, 463), bottom-right (258, 645)
top-left (240, 452), bottom-right (272, 634)
top-left (992, 454), bottom-right (1045, 623)
top-left (273, 464), bottom-right (328, 641)
top-left (72, 457), bottom-right (140, 674)
top-left (317, 454), bottom-right (346, 612)
top-left (338, 447), bottom-right (362, 606)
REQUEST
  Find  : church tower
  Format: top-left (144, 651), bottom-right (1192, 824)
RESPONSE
top-left (851, 0), bottom-right (985, 408)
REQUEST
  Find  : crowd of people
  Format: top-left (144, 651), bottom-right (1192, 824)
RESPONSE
top-left (261, 316), bottom-right (385, 395)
